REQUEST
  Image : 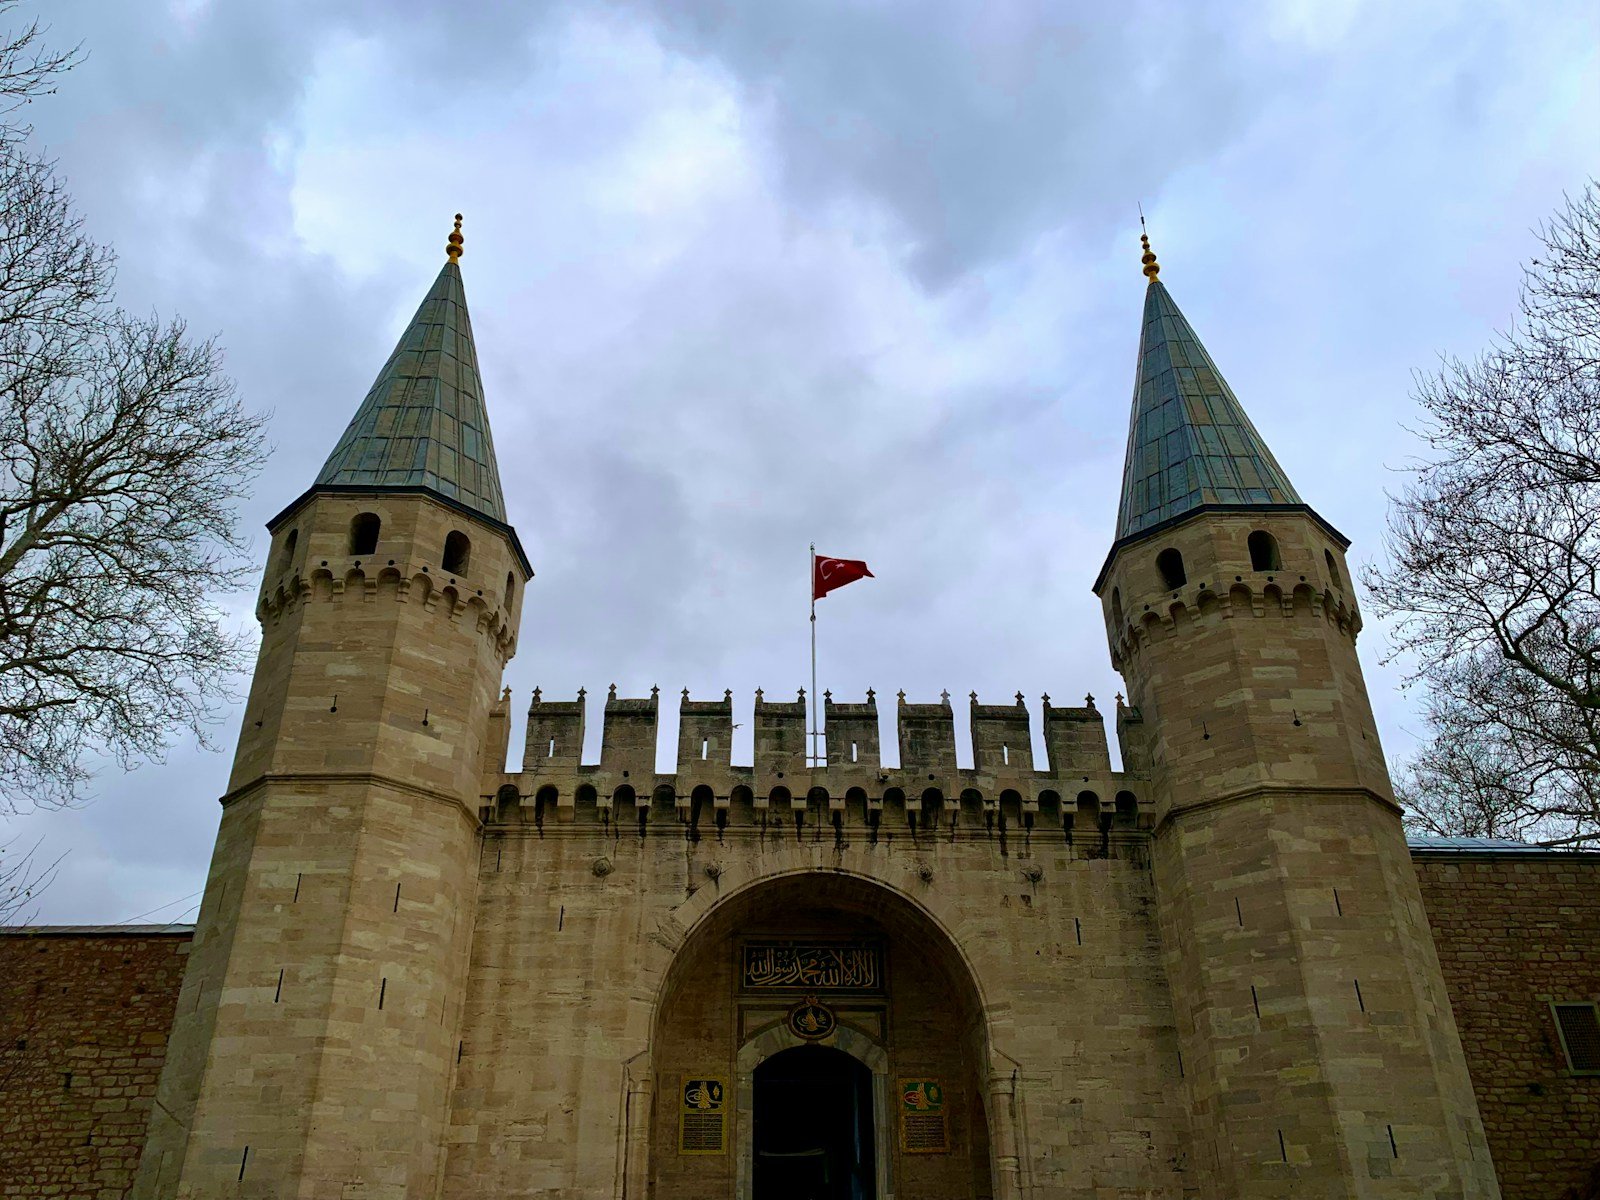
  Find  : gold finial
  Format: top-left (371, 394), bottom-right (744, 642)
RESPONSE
top-left (1140, 233), bottom-right (1160, 283)
top-left (446, 213), bottom-right (464, 263)
top-left (1139, 205), bottom-right (1159, 283)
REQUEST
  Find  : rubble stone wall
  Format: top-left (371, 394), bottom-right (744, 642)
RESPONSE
top-left (1413, 852), bottom-right (1600, 1200)
top-left (0, 928), bottom-right (190, 1198)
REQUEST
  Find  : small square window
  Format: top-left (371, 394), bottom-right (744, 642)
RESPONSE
top-left (1551, 1002), bottom-right (1600, 1074)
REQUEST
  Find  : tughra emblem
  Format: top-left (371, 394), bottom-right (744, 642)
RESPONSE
top-left (787, 994), bottom-right (837, 1040)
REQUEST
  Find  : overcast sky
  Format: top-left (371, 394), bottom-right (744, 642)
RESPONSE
top-left (8, 0), bottom-right (1596, 925)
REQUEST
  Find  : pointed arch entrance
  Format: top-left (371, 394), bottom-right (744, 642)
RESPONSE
top-left (647, 871), bottom-right (994, 1200)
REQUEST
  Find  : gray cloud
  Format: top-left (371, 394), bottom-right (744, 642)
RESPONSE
top-left (6, 0), bottom-right (1595, 922)
top-left (617, 0), bottom-right (1270, 283)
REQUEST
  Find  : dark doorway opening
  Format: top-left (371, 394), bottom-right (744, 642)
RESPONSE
top-left (754, 1045), bottom-right (875, 1200)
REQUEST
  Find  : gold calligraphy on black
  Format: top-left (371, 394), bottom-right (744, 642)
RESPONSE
top-left (741, 943), bottom-right (883, 992)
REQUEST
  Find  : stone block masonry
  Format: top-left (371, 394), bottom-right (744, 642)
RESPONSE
top-left (1414, 851), bottom-right (1600, 1200)
top-left (0, 927), bottom-right (190, 1198)
top-left (4, 847), bottom-right (1594, 1197)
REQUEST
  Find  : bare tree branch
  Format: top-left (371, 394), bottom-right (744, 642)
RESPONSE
top-left (0, 10), bottom-right (268, 813)
top-left (1369, 182), bottom-right (1600, 845)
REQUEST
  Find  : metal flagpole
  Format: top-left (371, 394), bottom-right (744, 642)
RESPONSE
top-left (809, 543), bottom-right (818, 767)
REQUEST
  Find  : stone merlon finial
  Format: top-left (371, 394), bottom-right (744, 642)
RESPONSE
top-left (940, 689), bottom-right (950, 705)
top-left (577, 687), bottom-right (586, 702)
top-left (531, 686), bottom-right (542, 703)
top-left (608, 683), bottom-right (617, 699)
top-left (1015, 691), bottom-right (1025, 706)
top-left (970, 690), bottom-right (979, 705)
top-left (865, 687), bottom-right (875, 703)
top-left (1085, 692), bottom-right (1097, 710)
top-left (446, 212), bottom-right (464, 262)
top-left (1041, 692), bottom-right (1051, 706)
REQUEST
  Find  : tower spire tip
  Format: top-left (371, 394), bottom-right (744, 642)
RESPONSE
top-left (446, 213), bottom-right (464, 263)
top-left (1138, 204), bottom-right (1159, 283)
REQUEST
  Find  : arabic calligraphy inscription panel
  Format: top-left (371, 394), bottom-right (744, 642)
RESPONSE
top-left (740, 941), bottom-right (886, 994)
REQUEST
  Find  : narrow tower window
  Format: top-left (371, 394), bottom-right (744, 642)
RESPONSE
top-left (1156, 548), bottom-right (1187, 590)
top-left (1324, 548), bottom-right (1342, 588)
top-left (349, 513), bottom-right (380, 556)
top-left (443, 530), bottom-right (471, 575)
top-left (280, 528), bottom-right (298, 572)
top-left (1110, 587), bottom-right (1125, 629)
top-left (504, 570), bottom-right (515, 607)
top-left (1248, 530), bottom-right (1281, 572)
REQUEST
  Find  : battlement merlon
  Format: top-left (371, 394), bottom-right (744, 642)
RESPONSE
top-left (499, 687), bottom-right (1148, 822)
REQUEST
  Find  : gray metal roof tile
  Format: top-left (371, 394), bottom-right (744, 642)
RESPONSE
top-left (1115, 281), bottom-right (1300, 540)
top-left (316, 261), bottom-right (507, 522)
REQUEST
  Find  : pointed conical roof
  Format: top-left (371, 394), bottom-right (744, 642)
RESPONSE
top-left (315, 258), bottom-right (507, 522)
top-left (1114, 279), bottom-right (1301, 541)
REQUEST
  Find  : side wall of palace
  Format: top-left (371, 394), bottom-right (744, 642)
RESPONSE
top-left (1412, 852), bottom-right (1600, 1200)
top-left (0, 929), bottom-right (189, 1198)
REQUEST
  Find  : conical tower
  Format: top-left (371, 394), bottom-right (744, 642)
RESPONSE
top-left (1095, 238), bottom-right (1498, 1197)
top-left (134, 218), bottom-right (530, 1198)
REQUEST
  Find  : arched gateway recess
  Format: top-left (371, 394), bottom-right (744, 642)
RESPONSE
top-left (648, 872), bottom-right (994, 1200)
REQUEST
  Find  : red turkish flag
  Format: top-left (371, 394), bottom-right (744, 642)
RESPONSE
top-left (813, 554), bottom-right (874, 601)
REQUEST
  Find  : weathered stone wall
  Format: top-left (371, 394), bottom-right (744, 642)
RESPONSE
top-left (0, 928), bottom-right (189, 1198)
top-left (1413, 852), bottom-right (1600, 1200)
top-left (6, 831), bottom-right (1595, 1200)
top-left (442, 819), bottom-right (1195, 1200)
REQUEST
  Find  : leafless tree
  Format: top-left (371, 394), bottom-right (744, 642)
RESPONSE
top-left (0, 9), bottom-right (268, 812)
top-left (0, 833), bottom-right (54, 925)
top-left (0, 836), bottom-right (57, 1104)
top-left (1368, 183), bottom-right (1600, 845)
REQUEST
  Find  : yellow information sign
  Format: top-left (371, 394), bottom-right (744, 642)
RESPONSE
top-left (899, 1079), bottom-right (948, 1154)
top-left (678, 1075), bottom-right (727, 1155)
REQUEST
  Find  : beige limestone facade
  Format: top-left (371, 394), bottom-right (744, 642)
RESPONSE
top-left (1098, 510), bottom-right (1497, 1197)
top-left (123, 249), bottom-right (1512, 1199)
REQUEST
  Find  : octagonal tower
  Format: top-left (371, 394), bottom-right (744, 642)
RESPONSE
top-left (1094, 240), bottom-right (1497, 1198)
top-left (134, 219), bottom-right (530, 1198)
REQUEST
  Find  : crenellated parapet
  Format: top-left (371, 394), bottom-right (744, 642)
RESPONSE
top-left (494, 685), bottom-right (1149, 838)
top-left (256, 565), bottom-right (518, 658)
